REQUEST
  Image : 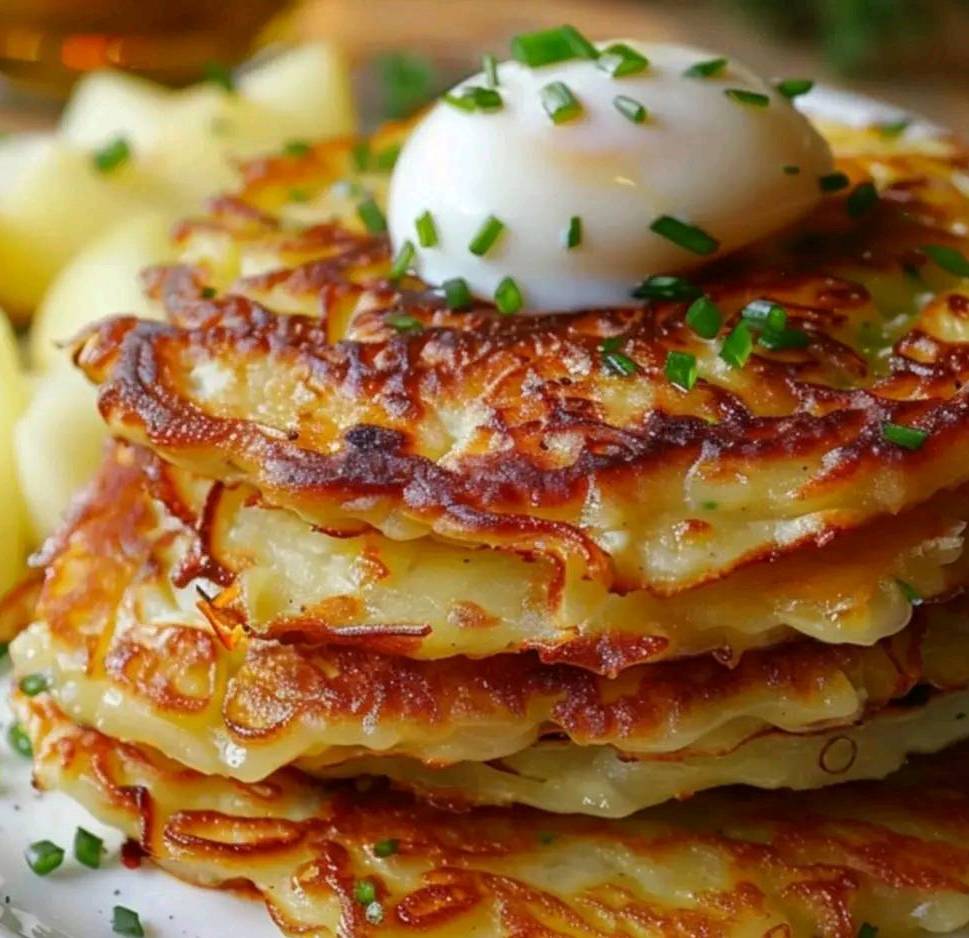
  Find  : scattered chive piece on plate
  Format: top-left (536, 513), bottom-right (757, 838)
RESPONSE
top-left (351, 141), bottom-right (371, 172)
top-left (819, 171), bottom-right (851, 193)
top-left (878, 119), bottom-right (910, 138)
top-left (783, 164), bottom-right (801, 175)
top-left (922, 244), bottom-right (969, 277)
top-left (597, 43), bottom-right (649, 77)
top-left (415, 210), bottom-right (438, 247)
top-left (495, 276), bottom-right (523, 314)
top-left (288, 188), bottom-right (311, 203)
top-left (443, 277), bottom-right (473, 310)
top-left (389, 240), bottom-right (416, 280)
top-left (846, 181), bottom-right (879, 217)
top-left (683, 57), bottom-right (727, 78)
top-left (685, 295), bottom-right (722, 339)
top-left (357, 198), bottom-right (387, 233)
top-left (775, 78), bottom-right (814, 99)
top-left (8, 724), bottom-right (32, 758)
top-left (92, 137), bottom-right (131, 173)
top-left (373, 143), bottom-right (402, 172)
top-left (613, 95), bottom-right (647, 124)
top-left (896, 578), bottom-right (923, 606)
top-left (541, 81), bottom-right (583, 124)
top-left (601, 337), bottom-right (638, 376)
top-left (25, 841), bottom-right (64, 876)
top-left (373, 837), bottom-right (400, 857)
top-left (882, 422), bottom-right (928, 450)
top-left (112, 906), bottom-right (145, 937)
top-left (565, 215), bottom-right (582, 249)
top-left (741, 299), bottom-right (787, 332)
top-left (724, 88), bottom-right (770, 108)
top-left (354, 880), bottom-right (378, 905)
top-left (720, 321), bottom-right (754, 368)
top-left (385, 313), bottom-right (423, 333)
top-left (74, 827), bottom-right (104, 869)
top-left (18, 673), bottom-right (48, 697)
top-left (510, 25), bottom-right (598, 67)
top-left (483, 53), bottom-right (499, 88)
top-left (650, 216), bottom-right (720, 255)
top-left (0, 641), bottom-right (8, 658)
top-left (283, 139), bottom-right (311, 157)
top-left (665, 350), bottom-right (698, 391)
top-left (632, 275), bottom-right (701, 301)
top-left (857, 924), bottom-right (879, 938)
top-left (469, 215), bottom-right (506, 256)
top-left (203, 61), bottom-right (235, 92)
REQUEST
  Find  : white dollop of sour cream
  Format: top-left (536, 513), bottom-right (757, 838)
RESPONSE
top-left (387, 40), bottom-right (834, 313)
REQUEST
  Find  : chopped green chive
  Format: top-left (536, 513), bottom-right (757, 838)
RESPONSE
top-left (564, 215), bottom-right (582, 250)
top-left (613, 95), bottom-right (647, 124)
top-left (351, 141), bottom-right (371, 172)
top-left (857, 925), bottom-right (878, 938)
top-left (724, 88), bottom-right (770, 108)
top-left (288, 188), bottom-right (311, 203)
top-left (200, 286), bottom-right (217, 299)
top-left (18, 673), bottom-right (48, 697)
top-left (283, 139), bottom-right (311, 157)
top-left (775, 78), bottom-right (814, 99)
top-left (882, 422), bottom-right (928, 451)
top-left (74, 827), bottom-right (104, 869)
top-left (389, 240), bottom-right (416, 280)
top-left (357, 198), bottom-right (387, 234)
top-left (819, 171), bottom-right (851, 193)
top-left (537, 831), bottom-right (557, 845)
top-left (354, 879), bottom-right (378, 905)
top-left (758, 327), bottom-right (810, 350)
top-left (8, 723), bottom-right (32, 757)
top-left (483, 53), bottom-right (499, 88)
top-left (541, 81), bottom-right (583, 124)
top-left (597, 43), bottom-right (649, 78)
top-left (112, 906), bottom-right (145, 937)
top-left (444, 85), bottom-right (503, 113)
top-left (495, 276), bottom-right (523, 314)
top-left (783, 164), bottom-right (801, 175)
top-left (203, 61), bottom-right (235, 93)
top-left (373, 143), bottom-right (402, 172)
top-left (720, 321), bottom-right (754, 368)
top-left (741, 299), bottom-right (787, 333)
top-left (683, 57), bottom-right (727, 78)
top-left (877, 119), bottom-right (910, 138)
top-left (385, 313), bottom-right (422, 333)
top-left (0, 641), bottom-right (8, 658)
top-left (25, 841), bottom-right (64, 876)
top-left (92, 137), bottom-right (131, 174)
top-left (365, 902), bottom-right (385, 925)
top-left (896, 579), bottom-right (923, 606)
top-left (650, 216), bottom-right (720, 256)
top-left (665, 350), bottom-right (698, 391)
top-left (443, 277), bottom-right (473, 310)
top-left (601, 337), bottom-right (638, 376)
top-left (632, 275), bottom-right (701, 301)
top-left (846, 181), bottom-right (879, 217)
top-left (373, 837), bottom-right (400, 857)
top-left (469, 215), bottom-right (505, 256)
top-left (701, 500), bottom-right (719, 510)
top-left (415, 210), bottom-right (438, 248)
top-left (922, 244), bottom-right (969, 277)
top-left (510, 25), bottom-right (598, 68)
top-left (685, 296), bottom-right (722, 339)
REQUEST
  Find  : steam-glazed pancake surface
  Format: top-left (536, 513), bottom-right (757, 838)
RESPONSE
top-left (19, 694), bottom-right (969, 938)
top-left (74, 126), bottom-right (969, 593)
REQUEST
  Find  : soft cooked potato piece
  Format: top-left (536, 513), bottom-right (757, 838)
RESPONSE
top-left (31, 210), bottom-right (173, 371)
top-left (0, 313), bottom-right (28, 593)
top-left (238, 42), bottom-right (356, 139)
top-left (0, 134), bottom-right (163, 315)
top-left (59, 69), bottom-right (172, 154)
top-left (14, 367), bottom-right (105, 542)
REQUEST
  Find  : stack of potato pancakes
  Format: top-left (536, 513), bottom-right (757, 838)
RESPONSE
top-left (12, 118), bottom-right (969, 936)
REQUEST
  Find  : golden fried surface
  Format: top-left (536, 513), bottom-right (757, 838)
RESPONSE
top-left (73, 125), bottom-right (969, 594)
top-left (14, 442), bottom-right (969, 807)
top-left (18, 693), bottom-right (969, 938)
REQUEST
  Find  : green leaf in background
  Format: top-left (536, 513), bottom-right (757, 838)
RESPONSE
top-left (376, 51), bottom-right (439, 119)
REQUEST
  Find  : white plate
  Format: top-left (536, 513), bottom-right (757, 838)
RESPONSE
top-left (0, 86), bottom-right (959, 938)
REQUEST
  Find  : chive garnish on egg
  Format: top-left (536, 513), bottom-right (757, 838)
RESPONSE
top-left (469, 215), bottom-right (506, 256)
top-left (632, 275), bottom-right (701, 301)
top-left (775, 78), bottom-right (814, 99)
top-left (650, 216), bottom-right (720, 256)
top-left (389, 240), bottom-right (416, 280)
top-left (443, 277), bottom-right (473, 310)
top-left (565, 216), bottom-right (582, 249)
top-left (665, 350), bottom-right (698, 391)
top-left (483, 53), bottom-right (500, 88)
top-left (495, 276), bottom-right (523, 314)
top-left (511, 25), bottom-right (598, 67)
top-left (541, 81), bottom-right (583, 124)
top-left (444, 86), bottom-right (503, 113)
top-left (415, 210), bottom-right (438, 247)
top-left (683, 57), bottom-right (727, 78)
top-left (597, 43), bottom-right (649, 77)
top-left (614, 95), bottom-right (647, 124)
top-left (724, 88), bottom-right (770, 108)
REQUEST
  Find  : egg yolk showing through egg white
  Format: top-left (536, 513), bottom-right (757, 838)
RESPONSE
top-left (387, 37), bottom-right (834, 313)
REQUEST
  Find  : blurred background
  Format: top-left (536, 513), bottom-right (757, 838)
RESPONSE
top-left (2, 0), bottom-right (968, 133)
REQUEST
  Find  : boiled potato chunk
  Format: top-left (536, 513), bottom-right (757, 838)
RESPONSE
top-left (239, 42), bottom-right (356, 139)
top-left (14, 367), bottom-right (105, 543)
top-left (32, 210), bottom-right (173, 371)
top-left (0, 313), bottom-right (28, 594)
top-left (60, 69), bottom-right (172, 154)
